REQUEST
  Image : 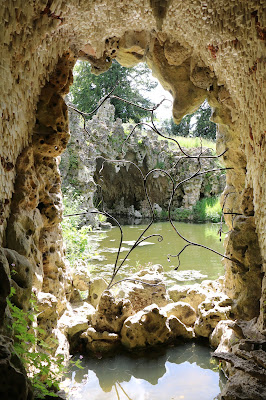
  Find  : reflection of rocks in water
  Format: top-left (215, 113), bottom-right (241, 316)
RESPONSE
top-left (68, 341), bottom-right (219, 392)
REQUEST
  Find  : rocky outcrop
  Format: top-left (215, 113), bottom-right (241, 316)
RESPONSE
top-left (61, 100), bottom-right (225, 223)
top-left (0, 2), bottom-right (265, 398)
top-left (63, 265), bottom-right (233, 352)
top-left (211, 319), bottom-right (266, 399)
top-left (121, 303), bottom-right (193, 349)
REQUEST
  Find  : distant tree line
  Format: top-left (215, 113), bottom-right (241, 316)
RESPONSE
top-left (161, 101), bottom-right (216, 140)
top-left (70, 60), bottom-right (216, 139)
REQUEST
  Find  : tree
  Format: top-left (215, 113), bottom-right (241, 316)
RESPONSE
top-left (162, 101), bottom-right (216, 140)
top-left (69, 60), bottom-right (157, 123)
top-left (193, 101), bottom-right (216, 139)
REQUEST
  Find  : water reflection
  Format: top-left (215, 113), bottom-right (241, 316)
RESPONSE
top-left (63, 342), bottom-right (225, 400)
top-left (88, 221), bottom-right (225, 285)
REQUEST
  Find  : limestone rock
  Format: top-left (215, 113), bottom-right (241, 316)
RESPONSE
top-left (161, 302), bottom-right (197, 326)
top-left (0, 335), bottom-right (32, 400)
top-left (167, 315), bottom-right (194, 340)
top-left (219, 372), bottom-right (266, 400)
top-left (194, 294), bottom-right (233, 337)
top-left (88, 277), bottom-right (108, 308)
top-left (210, 320), bottom-right (239, 352)
top-left (4, 248), bottom-right (33, 311)
top-left (168, 282), bottom-right (210, 310)
top-left (81, 326), bottom-right (120, 353)
top-left (164, 40), bottom-right (191, 66)
top-left (121, 304), bottom-right (193, 349)
top-left (91, 290), bottom-right (134, 333)
top-left (58, 302), bottom-right (95, 338)
top-left (37, 292), bottom-right (58, 320)
top-left (114, 265), bottom-right (170, 312)
top-left (0, 249), bottom-right (11, 327)
top-left (223, 216), bottom-right (263, 320)
top-left (71, 261), bottom-right (91, 292)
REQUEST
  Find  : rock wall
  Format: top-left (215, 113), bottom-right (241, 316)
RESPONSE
top-left (61, 100), bottom-right (225, 222)
top-left (0, 1), bottom-right (265, 398)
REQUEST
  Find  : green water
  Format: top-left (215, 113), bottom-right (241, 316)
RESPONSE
top-left (63, 342), bottom-right (225, 400)
top-left (88, 221), bottom-right (225, 287)
top-left (64, 222), bottom-right (226, 399)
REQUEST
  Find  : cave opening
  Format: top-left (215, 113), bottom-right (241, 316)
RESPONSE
top-left (1, 3), bottom-right (265, 399)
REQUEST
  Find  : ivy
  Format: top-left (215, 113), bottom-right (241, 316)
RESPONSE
top-left (7, 288), bottom-right (82, 399)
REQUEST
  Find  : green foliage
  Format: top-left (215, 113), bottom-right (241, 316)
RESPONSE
top-left (68, 153), bottom-right (79, 170)
top-left (173, 208), bottom-right (191, 222)
top-left (62, 190), bottom-right (97, 266)
top-left (157, 197), bottom-right (222, 223)
top-left (162, 100), bottom-right (216, 140)
top-left (162, 114), bottom-right (192, 137)
top-left (192, 197), bottom-right (222, 223)
top-left (69, 60), bottom-right (157, 123)
top-left (7, 288), bottom-right (64, 398)
top-left (158, 134), bottom-right (216, 151)
top-left (155, 161), bottom-right (165, 169)
top-left (193, 101), bottom-right (216, 139)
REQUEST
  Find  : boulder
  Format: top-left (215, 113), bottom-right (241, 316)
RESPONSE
top-left (210, 320), bottom-right (239, 352)
top-left (114, 265), bottom-right (170, 312)
top-left (194, 294), bottom-right (233, 337)
top-left (58, 302), bottom-right (95, 338)
top-left (121, 304), bottom-right (193, 349)
top-left (168, 283), bottom-right (207, 310)
top-left (81, 327), bottom-right (120, 353)
top-left (161, 301), bottom-right (197, 326)
top-left (88, 277), bottom-right (108, 307)
top-left (91, 290), bottom-right (134, 333)
top-left (72, 261), bottom-right (91, 291)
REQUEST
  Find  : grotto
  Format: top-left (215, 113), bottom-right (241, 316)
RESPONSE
top-left (0, 1), bottom-right (265, 399)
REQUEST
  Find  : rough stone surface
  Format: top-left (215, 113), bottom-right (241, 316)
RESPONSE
top-left (161, 301), bottom-right (197, 327)
top-left (121, 303), bottom-right (193, 349)
top-left (194, 293), bottom-right (233, 337)
top-left (87, 277), bottom-right (108, 308)
top-left (71, 262), bottom-right (91, 292)
top-left (81, 327), bottom-right (120, 353)
top-left (0, 2), bottom-right (265, 398)
top-left (4, 248), bottom-right (33, 311)
top-left (91, 290), bottom-right (134, 333)
top-left (113, 265), bottom-right (171, 312)
top-left (61, 100), bottom-right (225, 222)
top-left (58, 301), bottom-right (95, 343)
top-left (0, 335), bottom-right (33, 400)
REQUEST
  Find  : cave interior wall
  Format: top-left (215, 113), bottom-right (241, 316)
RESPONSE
top-left (0, 1), bottom-right (265, 398)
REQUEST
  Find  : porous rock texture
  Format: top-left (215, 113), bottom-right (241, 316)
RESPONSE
top-left (0, 1), bottom-right (265, 399)
top-left (61, 99), bottom-right (225, 222)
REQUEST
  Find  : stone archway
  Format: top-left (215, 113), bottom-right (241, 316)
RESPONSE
top-left (0, 2), bottom-right (265, 399)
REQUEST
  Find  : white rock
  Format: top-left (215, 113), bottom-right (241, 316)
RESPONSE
top-left (161, 301), bottom-right (197, 326)
top-left (88, 277), bottom-right (108, 307)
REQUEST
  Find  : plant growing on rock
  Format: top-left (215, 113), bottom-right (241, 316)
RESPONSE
top-left (7, 288), bottom-right (65, 398)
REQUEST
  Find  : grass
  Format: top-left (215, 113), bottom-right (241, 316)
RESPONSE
top-left (192, 196), bottom-right (223, 223)
top-left (158, 135), bottom-right (216, 151)
top-left (157, 197), bottom-right (223, 223)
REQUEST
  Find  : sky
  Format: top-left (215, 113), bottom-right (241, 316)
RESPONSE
top-left (146, 77), bottom-right (174, 122)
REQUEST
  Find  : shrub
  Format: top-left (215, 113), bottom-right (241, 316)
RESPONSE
top-left (7, 288), bottom-right (65, 398)
top-left (192, 197), bottom-right (222, 223)
top-left (62, 191), bottom-right (98, 266)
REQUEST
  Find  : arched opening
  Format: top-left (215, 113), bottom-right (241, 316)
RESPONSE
top-left (1, 2), bottom-right (265, 399)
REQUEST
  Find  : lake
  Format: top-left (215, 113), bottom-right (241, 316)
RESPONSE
top-left (63, 221), bottom-right (226, 399)
top-left (87, 221), bottom-right (225, 287)
top-left (62, 342), bottom-right (225, 400)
